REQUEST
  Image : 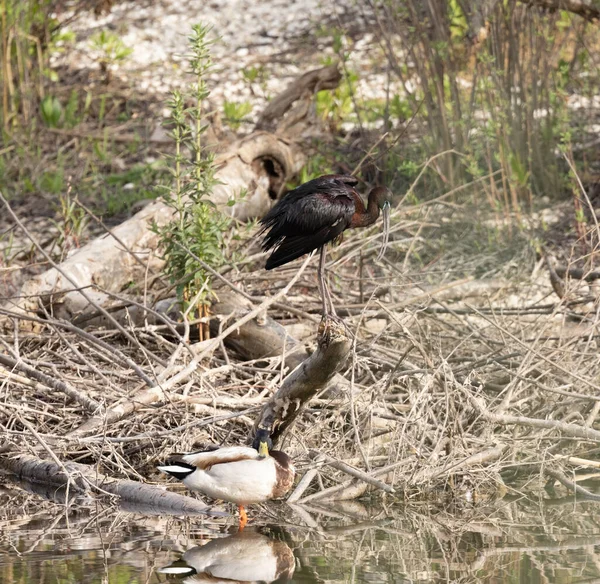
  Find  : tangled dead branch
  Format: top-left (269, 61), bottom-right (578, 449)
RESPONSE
top-left (2, 124), bottom-right (600, 512)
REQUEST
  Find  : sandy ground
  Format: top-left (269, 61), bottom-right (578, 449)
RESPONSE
top-left (52, 0), bottom-right (386, 121)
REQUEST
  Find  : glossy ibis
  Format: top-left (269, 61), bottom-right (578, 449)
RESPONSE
top-left (260, 174), bottom-right (391, 317)
top-left (157, 429), bottom-right (294, 531)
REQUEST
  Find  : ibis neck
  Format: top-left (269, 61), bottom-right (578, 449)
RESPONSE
top-left (351, 190), bottom-right (380, 228)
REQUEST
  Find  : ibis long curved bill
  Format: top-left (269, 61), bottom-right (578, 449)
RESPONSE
top-left (376, 200), bottom-right (391, 261)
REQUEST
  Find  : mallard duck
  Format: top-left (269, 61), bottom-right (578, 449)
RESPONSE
top-left (157, 429), bottom-right (295, 529)
top-left (158, 531), bottom-right (295, 583)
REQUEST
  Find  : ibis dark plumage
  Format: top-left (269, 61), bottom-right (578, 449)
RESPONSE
top-left (260, 174), bottom-right (391, 317)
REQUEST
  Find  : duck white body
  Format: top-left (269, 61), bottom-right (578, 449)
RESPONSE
top-left (175, 447), bottom-right (279, 505)
top-left (157, 440), bottom-right (295, 529)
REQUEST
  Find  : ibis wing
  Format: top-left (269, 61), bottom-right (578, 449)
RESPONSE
top-left (261, 176), bottom-right (356, 237)
top-left (289, 174), bottom-right (358, 199)
top-left (263, 222), bottom-right (346, 269)
top-left (260, 176), bottom-right (356, 269)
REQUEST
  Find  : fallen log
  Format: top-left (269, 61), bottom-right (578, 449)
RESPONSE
top-left (0, 453), bottom-right (226, 515)
top-left (0, 132), bottom-right (302, 328)
top-left (0, 65), bottom-right (341, 329)
top-left (555, 266), bottom-right (600, 283)
top-left (256, 65), bottom-right (342, 132)
top-left (521, 0), bottom-right (600, 20)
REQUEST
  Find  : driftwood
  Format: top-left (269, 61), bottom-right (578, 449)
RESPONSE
top-left (0, 454), bottom-right (226, 515)
top-left (256, 65), bottom-right (342, 132)
top-left (544, 253), bottom-right (600, 300)
top-left (555, 266), bottom-right (600, 283)
top-left (0, 65), bottom-right (341, 329)
top-left (209, 294), bottom-right (310, 368)
top-left (254, 318), bottom-right (352, 444)
top-left (521, 0), bottom-right (600, 20)
top-left (0, 132), bottom-right (302, 327)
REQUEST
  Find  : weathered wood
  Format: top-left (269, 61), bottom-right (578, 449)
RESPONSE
top-left (0, 65), bottom-right (343, 330)
top-left (0, 132), bottom-right (303, 328)
top-left (209, 294), bottom-right (310, 367)
top-left (256, 65), bottom-right (342, 132)
top-left (521, 0), bottom-right (600, 20)
top-left (254, 318), bottom-right (352, 444)
top-left (555, 266), bottom-right (600, 283)
top-left (0, 453), bottom-right (226, 515)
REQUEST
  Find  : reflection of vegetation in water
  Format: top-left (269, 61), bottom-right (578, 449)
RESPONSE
top-left (5, 490), bottom-right (600, 583)
top-left (6, 560), bottom-right (150, 584)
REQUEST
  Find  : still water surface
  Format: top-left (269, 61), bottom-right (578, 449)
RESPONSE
top-left (2, 484), bottom-right (600, 583)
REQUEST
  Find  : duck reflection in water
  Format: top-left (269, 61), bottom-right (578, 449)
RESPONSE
top-left (158, 530), bottom-right (295, 583)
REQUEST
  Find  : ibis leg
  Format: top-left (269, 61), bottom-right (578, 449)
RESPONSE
top-left (238, 504), bottom-right (248, 531)
top-left (318, 246), bottom-right (328, 317)
top-left (325, 281), bottom-right (336, 317)
top-left (318, 246), bottom-right (338, 318)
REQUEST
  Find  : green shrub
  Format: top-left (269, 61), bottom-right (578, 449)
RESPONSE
top-left (153, 24), bottom-right (229, 340)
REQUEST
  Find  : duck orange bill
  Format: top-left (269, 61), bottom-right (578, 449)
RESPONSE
top-left (376, 202), bottom-right (391, 261)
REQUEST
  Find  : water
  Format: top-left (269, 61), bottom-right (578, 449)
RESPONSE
top-left (2, 483), bottom-right (600, 584)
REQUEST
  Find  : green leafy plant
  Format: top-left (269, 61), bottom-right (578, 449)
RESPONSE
top-left (1, 0), bottom-right (56, 130)
top-left (52, 186), bottom-right (89, 253)
top-left (89, 30), bottom-right (133, 83)
top-left (39, 168), bottom-right (64, 194)
top-left (316, 70), bottom-right (357, 131)
top-left (241, 65), bottom-right (269, 95)
top-left (223, 100), bottom-right (253, 130)
top-left (0, 229), bottom-right (15, 267)
top-left (40, 95), bottom-right (62, 127)
top-left (39, 89), bottom-right (88, 129)
top-left (153, 23), bottom-right (229, 340)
